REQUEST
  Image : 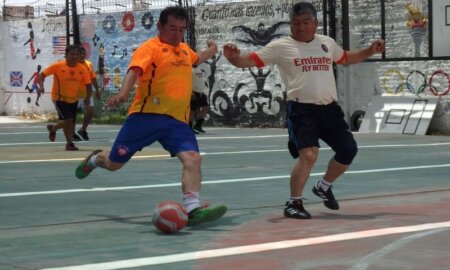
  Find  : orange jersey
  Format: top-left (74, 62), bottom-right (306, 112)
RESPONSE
top-left (128, 37), bottom-right (199, 123)
top-left (43, 60), bottom-right (91, 103)
top-left (78, 60), bottom-right (96, 98)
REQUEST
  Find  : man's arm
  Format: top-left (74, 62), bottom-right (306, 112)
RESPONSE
top-left (223, 43), bottom-right (257, 68)
top-left (106, 68), bottom-right (139, 108)
top-left (344, 39), bottom-right (385, 65)
top-left (196, 40), bottom-right (218, 65)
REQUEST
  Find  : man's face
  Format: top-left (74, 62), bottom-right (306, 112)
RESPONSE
top-left (290, 13), bottom-right (318, 42)
top-left (78, 50), bottom-right (87, 62)
top-left (157, 15), bottom-right (187, 46)
top-left (65, 49), bottom-right (79, 67)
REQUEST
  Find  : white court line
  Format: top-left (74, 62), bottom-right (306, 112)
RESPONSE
top-left (1, 142), bottom-right (450, 164)
top-left (40, 221), bottom-right (450, 270)
top-left (1, 163), bottom-right (449, 198)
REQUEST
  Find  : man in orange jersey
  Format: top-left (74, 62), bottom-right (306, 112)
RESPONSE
top-left (39, 45), bottom-right (92, 151)
top-left (74, 46), bottom-right (101, 141)
top-left (75, 6), bottom-right (227, 227)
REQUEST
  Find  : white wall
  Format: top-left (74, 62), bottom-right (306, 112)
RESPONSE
top-left (432, 0), bottom-right (450, 57)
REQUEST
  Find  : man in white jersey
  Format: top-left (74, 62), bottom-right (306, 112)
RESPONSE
top-left (223, 2), bottom-right (384, 219)
top-left (190, 65), bottom-right (209, 134)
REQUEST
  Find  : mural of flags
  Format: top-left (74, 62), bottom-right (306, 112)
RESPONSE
top-left (10, 71), bottom-right (23, 87)
top-left (52, 36), bottom-right (66, 54)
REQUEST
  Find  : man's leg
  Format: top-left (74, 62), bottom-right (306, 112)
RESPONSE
top-left (290, 147), bottom-right (318, 197)
top-left (177, 151), bottom-right (227, 226)
top-left (323, 158), bottom-right (349, 183)
top-left (284, 146), bottom-right (318, 219)
top-left (75, 149), bottom-right (124, 179)
top-left (80, 105), bottom-right (94, 132)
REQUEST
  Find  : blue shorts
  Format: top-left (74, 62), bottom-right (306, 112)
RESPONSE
top-left (109, 113), bottom-right (199, 163)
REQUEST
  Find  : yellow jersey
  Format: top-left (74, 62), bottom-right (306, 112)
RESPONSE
top-left (127, 37), bottom-right (199, 123)
top-left (43, 60), bottom-right (91, 103)
top-left (78, 60), bottom-right (96, 98)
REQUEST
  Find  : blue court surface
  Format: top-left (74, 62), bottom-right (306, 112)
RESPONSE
top-left (0, 118), bottom-right (449, 270)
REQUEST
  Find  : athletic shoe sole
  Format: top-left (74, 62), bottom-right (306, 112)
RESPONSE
top-left (187, 205), bottom-right (227, 227)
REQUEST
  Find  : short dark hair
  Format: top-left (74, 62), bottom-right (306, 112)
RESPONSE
top-left (289, 2), bottom-right (317, 19)
top-left (159, 6), bottom-right (189, 25)
top-left (65, 45), bottom-right (79, 55)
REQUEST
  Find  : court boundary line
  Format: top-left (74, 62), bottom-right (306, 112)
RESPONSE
top-left (40, 221), bottom-right (450, 270)
top-left (1, 142), bottom-right (450, 164)
top-left (1, 163), bottom-right (449, 198)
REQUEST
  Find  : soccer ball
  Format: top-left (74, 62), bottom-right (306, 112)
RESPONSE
top-left (152, 201), bottom-right (188, 234)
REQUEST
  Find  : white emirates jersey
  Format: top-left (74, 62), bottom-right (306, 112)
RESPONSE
top-left (250, 34), bottom-right (346, 105)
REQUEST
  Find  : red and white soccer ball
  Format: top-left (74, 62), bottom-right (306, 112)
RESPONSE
top-left (152, 201), bottom-right (188, 234)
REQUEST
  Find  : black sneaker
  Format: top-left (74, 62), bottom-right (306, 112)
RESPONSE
top-left (193, 125), bottom-right (206, 133)
top-left (78, 130), bottom-right (89, 140)
top-left (312, 181), bottom-right (340, 210)
top-left (284, 200), bottom-right (311, 219)
top-left (73, 134), bottom-right (82, 142)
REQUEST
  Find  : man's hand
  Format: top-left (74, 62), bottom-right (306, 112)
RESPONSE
top-left (106, 94), bottom-right (127, 108)
top-left (95, 90), bottom-right (101, 100)
top-left (206, 40), bottom-right (218, 55)
top-left (223, 43), bottom-right (241, 61)
top-left (370, 39), bottom-right (385, 54)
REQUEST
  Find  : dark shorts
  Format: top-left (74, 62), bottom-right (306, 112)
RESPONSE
top-left (286, 101), bottom-right (356, 152)
top-left (53, 100), bottom-right (78, 121)
top-left (109, 113), bottom-right (199, 163)
top-left (190, 92), bottom-right (208, 110)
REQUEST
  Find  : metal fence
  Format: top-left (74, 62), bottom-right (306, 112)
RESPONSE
top-left (1, 0), bottom-right (254, 19)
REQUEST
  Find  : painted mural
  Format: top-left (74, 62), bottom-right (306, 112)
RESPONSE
top-left (0, 16), bottom-right (67, 113)
top-left (79, 10), bottom-right (160, 112)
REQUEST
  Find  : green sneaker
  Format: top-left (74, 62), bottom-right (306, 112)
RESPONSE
top-left (187, 205), bottom-right (228, 227)
top-left (75, 149), bottom-right (102, 179)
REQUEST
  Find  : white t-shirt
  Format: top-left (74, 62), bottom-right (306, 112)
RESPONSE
top-left (250, 34), bottom-right (346, 105)
top-left (192, 66), bottom-right (208, 94)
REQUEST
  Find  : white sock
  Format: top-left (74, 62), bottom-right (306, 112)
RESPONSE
top-left (289, 196), bottom-right (303, 203)
top-left (88, 154), bottom-right (98, 168)
top-left (183, 191), bottom-right (200, 213)
top-left (319, 179), bottom-right (333, 191)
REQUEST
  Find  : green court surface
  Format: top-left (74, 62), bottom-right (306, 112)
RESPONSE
top-left (0, 119), bottom-right (449, 270)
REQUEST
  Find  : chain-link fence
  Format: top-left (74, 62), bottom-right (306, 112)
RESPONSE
top-left (1, 0), bottom-right (254, 19)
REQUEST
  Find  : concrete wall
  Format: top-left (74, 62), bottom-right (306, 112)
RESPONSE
top-left (0, 0), bottom-right (448, 133)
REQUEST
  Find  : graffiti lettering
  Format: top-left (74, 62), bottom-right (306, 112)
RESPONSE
top-left (41, 18), bottom-right (67, 33)
top-left (201, 6), bottom-right (245, 21)
top-left (246, 4), bottom-right (275, 17)
top-left (196, 26), bottom-right (220, 35)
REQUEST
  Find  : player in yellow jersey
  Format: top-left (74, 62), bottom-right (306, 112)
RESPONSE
top-left (39, 45), bottom-right (92, 151)
top-left (75, 6), bottom-right (227, 227)
top-left (74, 46), bottom-right (100, 141)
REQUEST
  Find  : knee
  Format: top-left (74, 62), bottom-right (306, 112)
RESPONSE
top-left (182, 152), bottom-right (202, 169)
top-left (335, 141), bottom-right (358, 165)
top-left (300, 148), bottom-right (318, 165)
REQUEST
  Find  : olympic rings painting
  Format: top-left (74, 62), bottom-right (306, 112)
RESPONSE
top-left (382, 68), bottom-right (450, 97)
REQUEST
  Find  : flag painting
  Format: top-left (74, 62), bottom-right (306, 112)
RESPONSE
top-left (10, 71), bottom-right (23, 87)
top-left (52, 36), bottom-right (66, 54)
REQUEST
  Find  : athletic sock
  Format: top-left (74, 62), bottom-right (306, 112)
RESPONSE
top-left (88, 154), bottom-right (98, 168)
top-left (289, 196), bottom-right (303, 204)
top-left (183, 191), bottom-right (200, 213)
top-left (319, 179), bottom-right (333, 191)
